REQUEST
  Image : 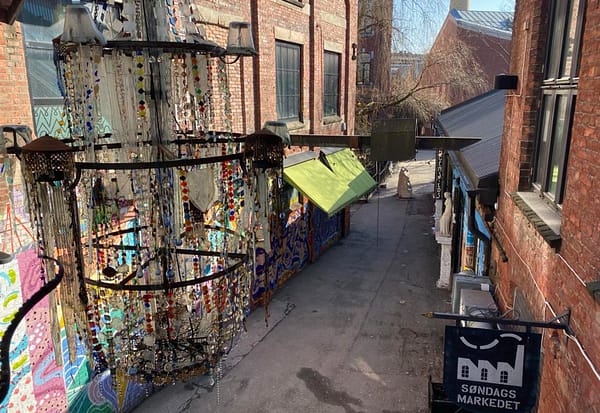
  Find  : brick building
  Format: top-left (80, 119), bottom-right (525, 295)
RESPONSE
top-left (198, 0), bottom-right (357, 136)
top-left (356, 0), bottom-right (392, 92)
top-left (0, 1), bottom-right (361, 411)
top-left (1, 0), bottom-right (359, 250)
top-left (425, 4), bottom-right (513, 107)
top-left (492, 0), bottom-right (600, 411)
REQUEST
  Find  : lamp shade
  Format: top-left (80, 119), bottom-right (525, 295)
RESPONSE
top-left (226, 22), bottom-right (257, 56)
top-left (263, 120), bottom-right (290, 147)
top-left (245, 128), bottom-right (284, 169)
top-left (21, 135), bottom-right (76, 183)
top-left (61, 5), bottom-right (107, 46)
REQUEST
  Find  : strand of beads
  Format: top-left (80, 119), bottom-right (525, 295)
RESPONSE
top-left (179, 170), bottom-right (192, 236)
top-left (190, 55), bottom-right (208, 134)
top-left (202, 283), bottom-right (212, 314)
top-left (135, 50), bottom-right (148, 153)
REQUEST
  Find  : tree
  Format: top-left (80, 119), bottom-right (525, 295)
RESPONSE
top-left (356, 0), bottom-right (486, 134)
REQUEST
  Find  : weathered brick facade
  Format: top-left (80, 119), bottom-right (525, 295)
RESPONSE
top-left (199, 0), bottom-right (357, 136)
top-left (425, 10), bottom-right (511, 107)
top-left (0, 22), bottom-right (33, 254)
top-left (493, 0), bottom-right (600, 411)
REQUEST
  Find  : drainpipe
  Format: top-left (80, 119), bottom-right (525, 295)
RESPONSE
top-left (468, 192), bottom-right (491, 276)
top-left (251, 0), bottom-right (261, 131)
top-left (309, 0), bottom-right (316, 133)
top-left (344, 0), bottom-right (351, 135)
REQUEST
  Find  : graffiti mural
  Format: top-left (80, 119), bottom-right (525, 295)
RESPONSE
top-left (251, 205), bottom-right (310, 306)
top-left (310, 206), bottom-right (343, 262)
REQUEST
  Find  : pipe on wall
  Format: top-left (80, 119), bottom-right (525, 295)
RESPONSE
top-left (344, 0), bottom-right (351, 135)
top-left (467, 192), bottom-right (491, 276)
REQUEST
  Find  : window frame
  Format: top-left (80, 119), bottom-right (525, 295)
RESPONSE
top-left (323, 51), bottom-right (340, 118)
top-left (276, 41), bottom-right (302, 122)
top-left (532, 0), bottom-right (584, 206)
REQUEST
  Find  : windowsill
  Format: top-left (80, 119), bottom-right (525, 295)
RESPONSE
top-left (281, 0), bottom-right (305, 7)
top-left (323, 115), bottom-right (342, 125)
top-left (512, 192), bottom-right (561, 248)
top-left (284, 120), bottom-right (306, 131)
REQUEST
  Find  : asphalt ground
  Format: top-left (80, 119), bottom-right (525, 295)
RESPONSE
top-left (134, 150), bottom-right (451, 413)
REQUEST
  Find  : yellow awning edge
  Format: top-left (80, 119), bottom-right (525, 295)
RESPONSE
top-left (324, 148), bottom-right (377, 198)
top-left (283, 158), bottom-right (357, 217)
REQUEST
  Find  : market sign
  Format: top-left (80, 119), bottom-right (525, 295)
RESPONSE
top-left (443, 326), bottom-right (542, 413)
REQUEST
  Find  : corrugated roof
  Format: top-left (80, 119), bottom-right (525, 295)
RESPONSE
top-left (437, 89), bottom-right (506, 189)
top-left (451, 9), bottom-right (513, 40)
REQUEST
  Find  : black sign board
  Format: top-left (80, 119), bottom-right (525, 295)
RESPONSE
top-left (443, 326), bottom-right (542, 413)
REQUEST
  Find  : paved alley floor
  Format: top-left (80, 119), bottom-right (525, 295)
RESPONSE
top-left (134, 150), bottom-right (451, 413)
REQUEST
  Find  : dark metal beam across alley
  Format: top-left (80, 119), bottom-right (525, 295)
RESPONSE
top-left (289, 134), bottom-right (481, 151)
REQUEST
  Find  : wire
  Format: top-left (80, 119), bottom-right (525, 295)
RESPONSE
top-left (494, 218), bottom-right (600, 383)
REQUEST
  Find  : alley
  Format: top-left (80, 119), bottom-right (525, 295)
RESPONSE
top-left (135, 151), bottom-right (451, 413)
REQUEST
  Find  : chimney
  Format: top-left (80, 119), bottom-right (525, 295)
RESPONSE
top-left (450, 0), bottom-right (470, 11)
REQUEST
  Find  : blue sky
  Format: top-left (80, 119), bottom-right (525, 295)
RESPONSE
top-left (394, 0), bottom-right (516, 52)
top-left (469, 0), bottom-right (515, 12)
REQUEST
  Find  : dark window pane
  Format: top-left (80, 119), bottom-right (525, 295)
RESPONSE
top-left (323, 51), bottom-right (339, 116)
top-left (547, 1), bottom-right (566, 78)
top-left (276, 42), bottom-right (301, 120)
top-left (547, 96), bottom-right (568, 196)
top-left (560, 0), bottom-right (581, 77)
top-left (535, 95), bottom-right (553, 186)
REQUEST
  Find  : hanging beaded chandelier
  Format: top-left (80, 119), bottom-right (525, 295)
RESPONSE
top-left (30, 1), bottom-right (268, 389)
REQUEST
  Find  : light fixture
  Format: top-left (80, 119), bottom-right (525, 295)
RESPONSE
top-left (245, 128), bottom-right (285, 169)
top-left (220, 21), bottom-right (258, 64)
top-left (494, 74), bottom-right (518, 90)
top-left (263, 120), bottom-right (291, 147)
top-left (0, 256), bottom-right (64, 402)
top-left (351, 43), bottom-right (358, 60)
top-left (60, 5), bottom-right (107, 46)
top-left (20, 134), bottom-right (76, 183)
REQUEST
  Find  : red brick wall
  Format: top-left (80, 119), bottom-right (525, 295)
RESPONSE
top-left (0, 23), bottom-right (32, 127)
top-left (0, 22), bottom-right (33, 253)
top-left (202, 0), bottom-right (357, 136)
top-left (426, 17), bottom-right (510, 107)
top-left (493, 1), bottom-right (600, 411)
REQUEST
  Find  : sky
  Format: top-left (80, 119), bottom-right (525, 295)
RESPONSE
top-left (469, 0), bottom-right (515, 12)
top-left (393, 0), bottom-right (516, 53)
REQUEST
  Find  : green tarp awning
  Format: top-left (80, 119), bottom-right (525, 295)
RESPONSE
top-left (324, 148), bottom-right (377, 198)
top-left (283, 148), bottom-right (375, 217)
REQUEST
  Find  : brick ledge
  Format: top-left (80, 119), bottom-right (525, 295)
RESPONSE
top-left (511, 192), bottom-right (561, 249)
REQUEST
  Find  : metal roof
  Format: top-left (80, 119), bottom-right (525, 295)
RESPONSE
top-left (451, 10), bottom-right (513, 40)
top-left (437, 90), bottom-right (506, 200)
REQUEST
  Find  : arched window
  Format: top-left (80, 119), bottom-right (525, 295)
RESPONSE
top-left (481, 368), bottom-right (488, 381)
top-left (461, 365), bottom-right (469, 378)
top-left (500, 371), bottom-right (509, 384)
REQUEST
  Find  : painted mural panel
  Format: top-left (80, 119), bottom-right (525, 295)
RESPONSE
top-left (310, 206), bottom-right (343, 262)
top-left (251, 205), bottom-right (310, 306)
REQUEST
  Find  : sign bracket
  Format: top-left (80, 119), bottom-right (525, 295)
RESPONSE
top-left (423, 309), bottom-right (573, 335)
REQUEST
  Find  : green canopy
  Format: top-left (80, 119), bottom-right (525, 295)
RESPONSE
top-left (283, 148), bottom-right (375, 217)
top-left (283, 158), bottom-right (358, 217)
top-left (324, 149), bottom-right (377, 198)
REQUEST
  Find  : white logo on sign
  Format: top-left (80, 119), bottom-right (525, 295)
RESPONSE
top-left (456, 333), bottom-right (524, 387)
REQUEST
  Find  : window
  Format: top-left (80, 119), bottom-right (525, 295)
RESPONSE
top-left (323, 51), bottom-right (340, 117)
top-left (20, 1), bottom-right (112, 139)
top-left (357, 52), bottom-right (371, 85)
top-left (500, 371), bottom-right (509, 384)
top-left (276, 41), bottom-right (301, 121)
top-left (533, 0), bottom-right (584, 205)
top-left (461, 365), bottom-right (469, 378)
top-left (480, 368), bottom-right (488, 381)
